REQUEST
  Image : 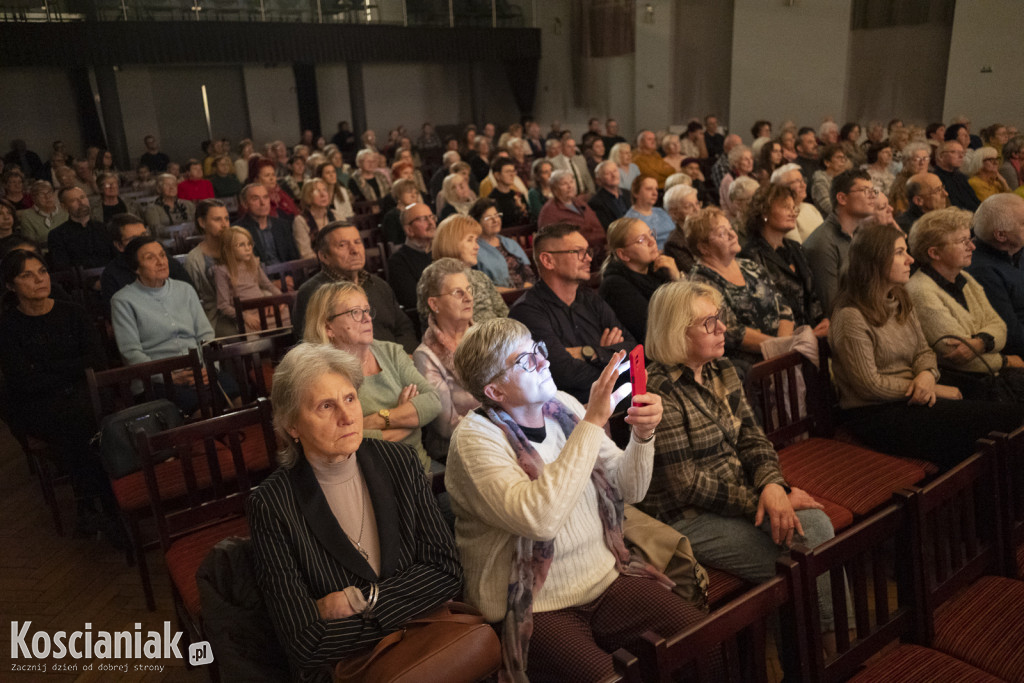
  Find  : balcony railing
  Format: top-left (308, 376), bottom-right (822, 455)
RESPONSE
top-left (0, 0), bottom-right (535, 26)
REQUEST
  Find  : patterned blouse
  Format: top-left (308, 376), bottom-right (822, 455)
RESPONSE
top-left (689, 258), bottom-right (794, 358)
top-left (740, 235), bottom-right (825, 327)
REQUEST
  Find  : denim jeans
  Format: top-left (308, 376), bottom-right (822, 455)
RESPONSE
top-left (672, 507), bottom-right (837, 630)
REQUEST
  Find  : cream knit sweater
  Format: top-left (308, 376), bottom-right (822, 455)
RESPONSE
top-left (905, 269), bottom-right (1007, 374)
top-left (446, 391), bottom-right (654, 623)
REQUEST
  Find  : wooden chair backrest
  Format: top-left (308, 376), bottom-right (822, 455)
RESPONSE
top-left (233, 291), bottom-right (298, 334)
top-left (86, 348), bottom-right (205, 427)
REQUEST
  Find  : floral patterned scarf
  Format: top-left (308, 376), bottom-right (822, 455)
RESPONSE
top-left (481, 400), bottom-right (672, 682)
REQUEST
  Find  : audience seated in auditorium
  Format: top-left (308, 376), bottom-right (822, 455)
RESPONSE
top-left (934, 140), bottom-right (980, 211)
top-left (602, 117), bottom-right (627, 155)
top-left (110, 235), bottom-right (235, 415)
top-left (793, 127), bottom-right (821, 186)
top-left (625, 174), bottom-right (675, 249)
top-left (662, 184), bottom-right (701, 275)
top-left (688, 206), bottom-right (794, 369)
top-left (485, 157), bottom-right (530, 226)
top-left (827, 220), bottom-right (1024, 468)
top-left (896, 172), bottom-right (948, 234)
top-left (725, 176), bottom-right (759, 242)
top-left (468, 198), bottom-right (535, 291)
top-left (91, 172), bottom-right (140, 226)
top-left (968, 146), bottom-right (1012, 202)
top-left (17, 180), bottom-right (66, 246)
top-left (809, 144), bottom-right (850, 215)
top-left (237, 183), bottom-right (300, 266)
top-left (719, 144), bottom-right (755, 219)
top-left (437, 172), bottom-right (477, 220)
top-left (208, 154), bottom-right (243, 199)
top-left (906, 206), bottom-right (1024, 402)
top-left (769, 163), bottom-right (822, 243)
top-left (303, 281), bottom-right (441, 471)
top-left (313, 160), bottom-right (355, 222)
top-left (292, 179), bottom-right (336, 260)
top-left (552, 137), bottom-right (595, 196)
top-left (640, 280), bottom-right (837, 651)
top-left (0, 248), bottom-right (121, 543)
top-left (966, 193), bottom-right (1024, 356)
top-left (248, 343), bottom-right (460, 683)
top-left (509, 222), bottom-right (634, 404)
top-left (100, 213), bottom-right (192, 304)
top-left (177, 160), bottom-right (215, 203)
top-left (293, 222), bottom-right (415, 352)
top-left (527, 158), bottom-right (554, 220)
top-left (633, 130), bottom-right (675, 189)
top-left (0, 199), bottom-right (17, 240)
top-left (138, 134), bottom-right (169, 173)
top-left (387, 203), bottom-right (437, 310)
top-left (214, 225), bottom-right (288, 333)
top-left (3, 169), bottom-right (33, 211)
top-left (48, 186), bottom-right (117, 270)
top-left (704, 115), bottom-right (725, 162)
top-left (865, 141), bottom-right (896, 196)
top-left (428, 150), bottom-right (460, 201)
top-left (803, 169), bottom-right (876, 314)
top-left (608, 141), bottom-right (641, 195)
top-left (413, 258), bottom-right (481, 461)
top-left (250, 157), bottom-right (299, 218)
top-left (587, 160), bottom-right (630, 229)
top-left (888, 141), bottom-right (932, 216)
top-left (430, 214), bottom-right (508, 323)
top-left (537, 170), bottom-right (605, 249)
top-left (740, 185), bottom-right (828, 336)
top-left (184, 199), bottom-right (237, 338)
top-left (448, 317), bottom-right (717, 682)
top-left (599, 216), bottom-right (681, 343)
top-left (999, 135), bottom-right (1023, 190)
top-left (143, 173), bottom-right (195, 238)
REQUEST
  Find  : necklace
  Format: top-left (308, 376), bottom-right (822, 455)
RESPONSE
top-left (344, 481), bottom-right (369, 561)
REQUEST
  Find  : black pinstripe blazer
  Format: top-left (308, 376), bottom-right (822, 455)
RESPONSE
top-left (247, 438), bottom-right (463, 683)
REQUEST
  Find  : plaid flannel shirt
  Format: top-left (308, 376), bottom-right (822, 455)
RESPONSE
top-left (640, 358), bottom-right (787, 526)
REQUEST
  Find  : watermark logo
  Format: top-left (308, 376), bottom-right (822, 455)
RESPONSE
top-left (188, 642), bottom-right (213, 666)
top-left (9, 622), bottom-right (213, 673)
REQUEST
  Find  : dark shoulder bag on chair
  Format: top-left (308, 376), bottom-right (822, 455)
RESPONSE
top-left (333, 601), bottom-right (501, 683)
top-left (98, 399), bottom-right (184, 479)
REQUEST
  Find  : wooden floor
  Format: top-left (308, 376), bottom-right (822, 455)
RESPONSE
top-left (0, 420), bottom-right (207, 682)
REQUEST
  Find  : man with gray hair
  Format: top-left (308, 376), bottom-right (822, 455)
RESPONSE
top-left (537, 169), bottom-right (605, 249)
top-left (934, 140), bottom-right (979, 211)
top-left (587, 160), bottom-right (629, 229)
top-left (18, 179), bottom-right (67, 245)
top-left (966, 193), bottom-right (1024, 355)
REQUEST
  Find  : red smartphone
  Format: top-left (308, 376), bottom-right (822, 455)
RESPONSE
top-left (629, 345), bottom-right (646, 407)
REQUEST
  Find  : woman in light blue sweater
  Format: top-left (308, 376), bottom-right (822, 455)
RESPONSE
top-left (110, 235), bottom-right (217, 414)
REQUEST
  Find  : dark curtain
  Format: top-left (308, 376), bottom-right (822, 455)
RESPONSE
top-left (292, 63), bottom-right (322, 138)
top-left (504, 58), bottom-right (539, 119)
top-left (66, 66), bottom-right (106, 149)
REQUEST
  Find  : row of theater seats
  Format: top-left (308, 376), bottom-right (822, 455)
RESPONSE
top-left (609, 432), bottom-right (1024, 683)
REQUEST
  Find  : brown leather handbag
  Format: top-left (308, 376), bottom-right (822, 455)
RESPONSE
top-left (333, 601), bottom-right (501, 683)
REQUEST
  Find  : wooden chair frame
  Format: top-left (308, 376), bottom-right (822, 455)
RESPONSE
top-left (233, 291), bottom-right (297, 334)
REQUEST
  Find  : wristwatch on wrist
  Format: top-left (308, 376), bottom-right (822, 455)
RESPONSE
top-left (378, 409), bottom-right (391, 430)
top-left (581, 345), bottom-right (597, 363)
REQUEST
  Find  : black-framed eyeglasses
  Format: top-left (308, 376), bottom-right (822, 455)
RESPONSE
top-left (544, 248), bottom-right (594, 261)
top-left (328, 306), bottom-right (376, 323)
top-left (511, 341), bottom-right (548, 373)
top-left (692, 309), bottom-right (724, 334)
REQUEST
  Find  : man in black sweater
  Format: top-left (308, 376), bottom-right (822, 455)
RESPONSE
top-left (386, 202), bottom-right (436, 309)
top-left (48, 186), bottom-right (117, 270)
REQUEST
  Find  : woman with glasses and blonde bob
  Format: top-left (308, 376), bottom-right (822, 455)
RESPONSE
top-left (468, 197), bottom-right (535, 291)
top-left (905, 207), bottom-right (1024, 401)
top-left (641, 279), bottom-right (839, 653)
top-left (687, 206), bottom-right (794, 367)
top-left (598, 216), bottom-right (681, 343)
top-left (303, 280), bottom-right (441, 471)
top-left (430, 214), bottom-right (509, 322)
top-left (447, 317), bottom-right (718, 682)
top-left (828, 220), bottom-right (1024, 468)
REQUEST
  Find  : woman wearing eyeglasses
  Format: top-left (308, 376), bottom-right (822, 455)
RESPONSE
top-left (641, 279), bottom-right (839, 656)
top-left (303, 280), bottom-right (441, 472)
top-left (687, 207), bottom-right (795, 367)
top-left (431, 214), bottom-right (509, 322)
top-left (468, 198), bottom-right (535, 291)
top-left (599, 217), bottom-right (681, 343)
top-left (413, 258), bottom-right (481, 460)
top-left (740, 185), bottom-right (829, 336)
top-left (448, 318), bottom-right (719, 682)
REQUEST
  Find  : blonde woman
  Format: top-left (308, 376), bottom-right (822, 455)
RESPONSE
top-left (437, 172), bottom-right (478, 220)
top-left (213, 225), bottom-right (287, 332)
top-left (431, 214), bottom-right (508, 322)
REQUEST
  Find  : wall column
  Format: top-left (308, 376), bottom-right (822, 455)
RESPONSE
top-left (93, 65), bottom-right (130, 169)
top-left (346, 61), bottom-right (367, 140)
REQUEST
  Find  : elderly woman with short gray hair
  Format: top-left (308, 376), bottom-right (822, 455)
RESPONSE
top-left (446, 318), bottom-right (716, 682)
top-left (247, 343), bottom-right (462, 683)
top-left (905, 207), bottom-right (1024, 400)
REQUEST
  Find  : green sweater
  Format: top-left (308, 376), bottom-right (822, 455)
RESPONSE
top-left (359, 340), bottom-right (442, 470)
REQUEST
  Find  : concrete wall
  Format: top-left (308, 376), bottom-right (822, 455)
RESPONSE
top-left (674, 0), bottom-right (734, 127)
top-left (729, 0), bottom-right (852, 142)
top-left (944, 0), bottom-right (1024, 127)
top-left (0, 68), bottom-right (82, 160)
top-left (242, 65), bottom-right (300, 150)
